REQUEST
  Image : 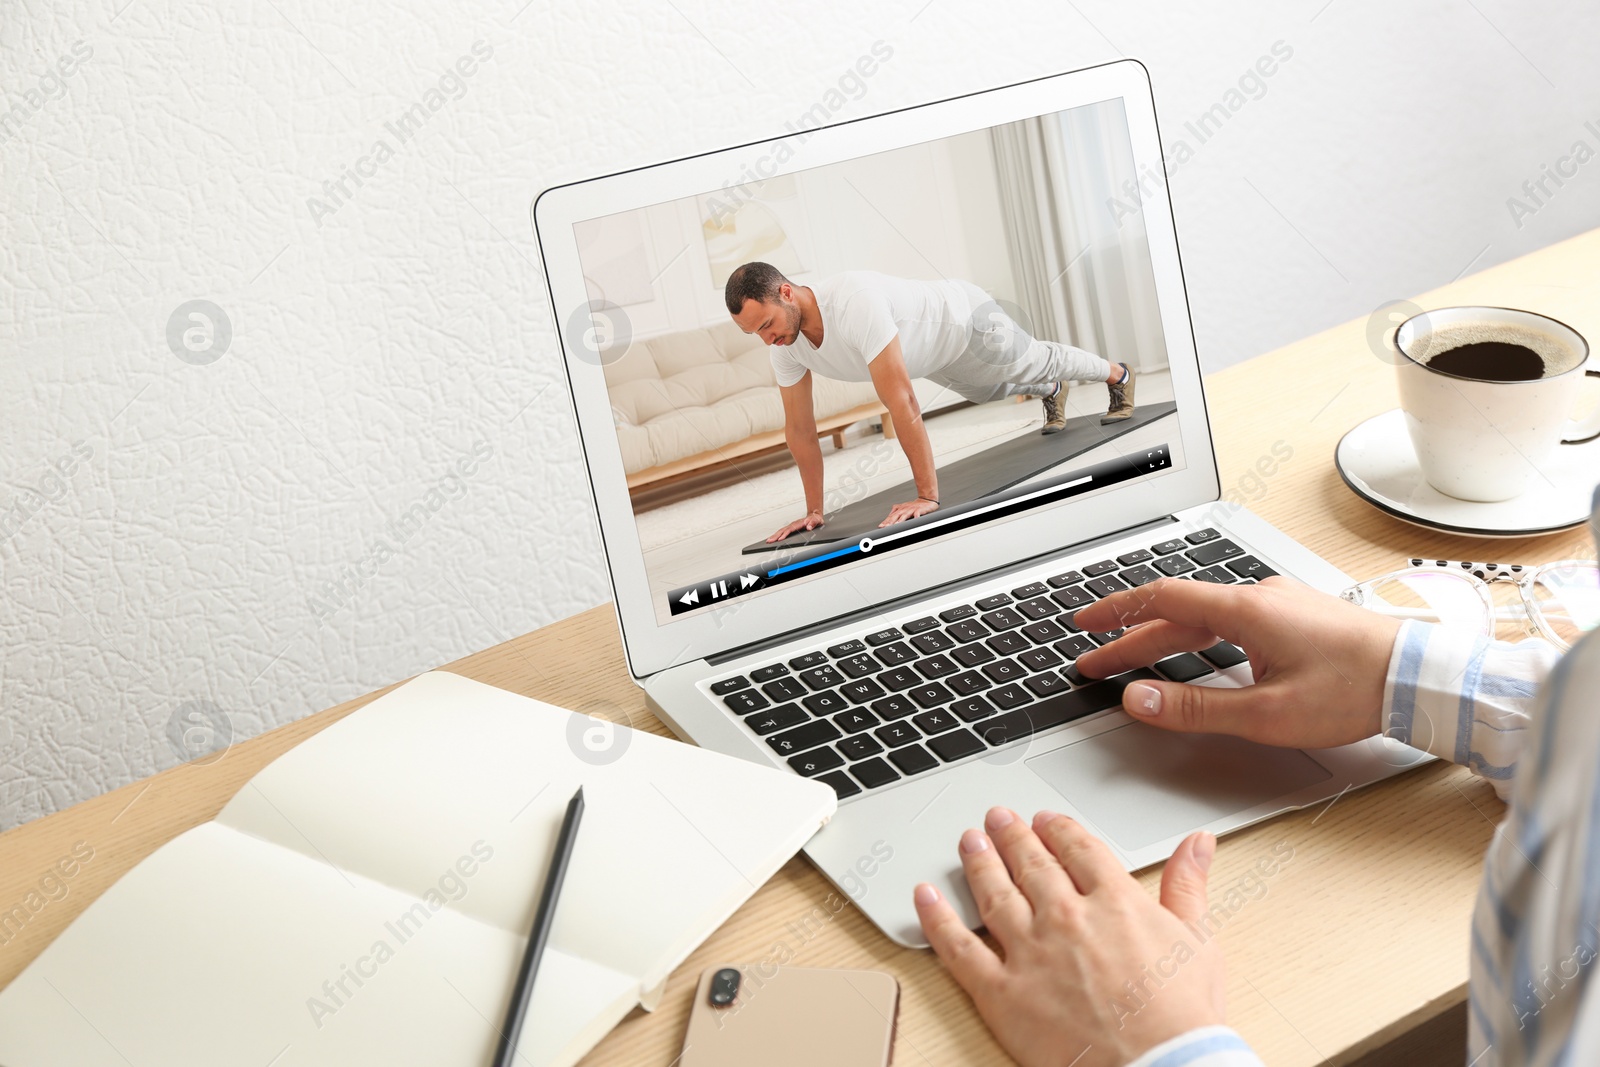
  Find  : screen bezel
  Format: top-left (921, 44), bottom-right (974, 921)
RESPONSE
top-left (532, 58), bottom-right (1220, 680)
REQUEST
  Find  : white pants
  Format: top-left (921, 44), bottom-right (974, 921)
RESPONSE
top-left (926, 283), bottom-right (1113, 405)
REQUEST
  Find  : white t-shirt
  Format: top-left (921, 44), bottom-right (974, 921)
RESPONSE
top-left (768, 272), bottom-right (975, 387)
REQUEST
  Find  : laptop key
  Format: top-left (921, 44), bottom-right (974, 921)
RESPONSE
top-left (839, 678), bottom-right (886, 704)
top-left (750, 663), bottom-right (790, 683)
top-left (1018, 647), bottom-right (1064, 671)
top-left (879, 666), bottom-right (922, 691)
top-left (1051, 585), bottom-right (1095, 610)
top-left (986, 631), bottom-right (1030, 655)
top-left (816, 770), bottom-right (861, 800)
top-left (722, 690), bottom-right (770, 715)
top-left (977, 671), bottom-right (1157, 747)
top-left (865, 628), bottom-right (903, 646)
top-left (767, 719), bottom-right (842, 756)
top-left (1088, 629), bottom-right (1125, 645)
top-left (762, 677), bottom-right (807, 702)
top-left (948, 669), bottom-right (992, 696)
top-left (871, 694), bottom-right (918, 720)
top-left (928, 728), bottom-right (987, 763)
top-left (746, 704), bottom-right (807, 735)
top-left (1016, 596), bottom-right (1060, 620)
top-left (952, 695), bottom-right (997, 721)
top-left (953, 643), bottom-right (997, 667)
top-left (939, 604), bottom-right (978, 622)
top-left (1085, 575), bottom-right (1128, 597)
top-left (1191, 565), bottom-right (1235, 584)
top-left (1053, 634), bottom-right (1098, 660)
top-left (1117, 549), bottom-right (1154, 566)
top-left (1228, 555), bottom-right (1278, 580)
top-left (832, 707), bottom-right (879, 733)
top-left (903, 616), bottom-right (940, 634)
top-left (1047, 570), bottom-right (1086, 587)
top-left (908, 683), bottom-right (954, 708)
top-left (1021, 619), bottom-right (1069, 644)
top-left (1083, 559), bottom-right (1120, 577)
top-left (1199, 641), bottom-right (1249, 669)
top-left (874, 721), bottom-right (921, 747)
top-left (710, 676), bottom-right (750, 695)
top-left (789, 748), bottom-right (844, 777)
top-left (828, 639), bottom-right (867, 658)
top-left (849, 757), bottom-right (901, 789)
top-left (912, 708), bottom-right (961, 735)
top-left (1011, 581), bottom-right (1049, 599)
top-left (975, 594), bottom-right (1012, 611)
top-left (1185, 527), bottom-right (1221, 544)
top-left (1120, 564), bottom-right (1161, 587)
top-left (875, 642), bottom-right (915, 667)
top-left (1024, 671), bottom-right (1073, 698)
top-left (888, 744), bottom-right (939, 776)
top-left (1151, 538), bottom-right (1187, 555)
top-left (837, 653), bottom-right (882, 678)
top-left (1155, 654), bottom-right (1214, 682)
top-left (982, 659), bottom-right (1026, 683)
top-left (788, 651), bottom-right (828, 670)
top-left (799, 665), bottom-right (845, 690)
top-left (989, 683), bottom-right (1033, 710)
top-left (837, 734), bottom-right (885, 760)
top-left (915, 654), bottom-right (959, 679)
top-left (910, 630), bottom-right (955, 654)
top-left (979, 607), bottom-right (1026, 631)
top-left (1155, 554), bottom-right (1197, 576)
top-left (802, 691), bottom-right (850, 716)
top-left (1188, 539), bottom-right (1243, 566)
top-left (946, 619), bottom-right (989, 643)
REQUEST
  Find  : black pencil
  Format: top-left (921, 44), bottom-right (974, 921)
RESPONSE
top-left (494, 785), bottom-right (584, 1067)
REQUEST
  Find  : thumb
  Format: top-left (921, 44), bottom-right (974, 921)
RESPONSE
top-left (1122, 678), bottom-right (1260, 737)
top-left (1159, 831), bottom-right (1215, 923)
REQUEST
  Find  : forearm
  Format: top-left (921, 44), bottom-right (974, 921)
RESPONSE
top-left (787, 430), bottom-right (826, 514)
top-left (1381, 620), bottom-right (1561, 799)
top-left (885, 392), bottom-right (938, 500)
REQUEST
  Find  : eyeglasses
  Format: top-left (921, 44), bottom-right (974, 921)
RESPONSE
top-left (1340, 558), bottom-right (1600, 651)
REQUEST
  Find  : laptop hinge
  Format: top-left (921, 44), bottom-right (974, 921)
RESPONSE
top-left (704, 513), bottom-right (1182, 666)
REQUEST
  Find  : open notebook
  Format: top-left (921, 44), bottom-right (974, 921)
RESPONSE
top-left (0, 671), bottom-right (835, 1067)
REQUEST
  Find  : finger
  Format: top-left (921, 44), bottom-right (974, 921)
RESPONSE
top-left (983, 807), bottom-right (1073, 911)
top-left (1076, 619), bottom-right (1220, 678)
top-left (957, 826), bottom-right (1034, 945)
top-left (1158, 832), bottom-right (1215, 923)
top-left (1073, 577), bottom-right (1257, 639)
top-left (1031, 811), bottom-right (1126, 895)
top-left (914, 883), bottom-right (1004, 990)
top-left (1118, 676), bottom-right (1278, 738)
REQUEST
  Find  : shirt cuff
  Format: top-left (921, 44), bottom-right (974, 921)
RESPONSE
top-left (1123, 1025), bottom-right (1265, 1067)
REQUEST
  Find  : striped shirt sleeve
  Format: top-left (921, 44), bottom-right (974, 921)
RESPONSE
top-left (1122, 1026), bottom-right (1265, 1067)
top-left (1380, 621), bottom-right (1561, 800)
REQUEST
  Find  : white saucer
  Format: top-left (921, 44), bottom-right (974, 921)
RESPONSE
top-left (1335, 409), bottom-right (1598, 538)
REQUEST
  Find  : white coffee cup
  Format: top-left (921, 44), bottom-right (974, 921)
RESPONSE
top-left (1392, 306), bottom-right (1600, 502)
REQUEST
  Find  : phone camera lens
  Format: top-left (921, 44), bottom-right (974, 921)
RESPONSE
top-left (709, 967), bottom-right (741, 1006)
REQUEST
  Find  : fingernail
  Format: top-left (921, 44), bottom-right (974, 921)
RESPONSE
top-left (960, 828), bottom-right (990, 854)
top-left (1126, 683), bottom-right (1162, 717)
top-left (1195, 833), bottom-right (1216, 873)
top-left (1034, 809), bottom-right (1062, 827)
top-left (985, 807), bottom-right (1015, 832)
top-left (914, 883), bottom-right (940, 906)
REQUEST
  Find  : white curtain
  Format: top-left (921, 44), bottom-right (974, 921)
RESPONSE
top-left (988, 102), bottom-right (1168, 371)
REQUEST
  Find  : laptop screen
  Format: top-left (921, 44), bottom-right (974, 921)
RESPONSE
top-left (568, 94), bottom-right (1189, 626)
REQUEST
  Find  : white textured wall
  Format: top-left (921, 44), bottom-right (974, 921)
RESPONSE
top-left (3, 0), bottom-right (1597, 829)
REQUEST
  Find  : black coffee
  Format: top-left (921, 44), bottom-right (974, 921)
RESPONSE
top-left (1424, 340), bottom-right (1546, 382)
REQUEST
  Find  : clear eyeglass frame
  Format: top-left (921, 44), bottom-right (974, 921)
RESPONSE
top-left (1340, 558), bottom-right (1600, 651)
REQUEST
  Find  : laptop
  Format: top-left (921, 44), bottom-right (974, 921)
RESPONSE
top-left (532, 59), bottom-right (1424, 948)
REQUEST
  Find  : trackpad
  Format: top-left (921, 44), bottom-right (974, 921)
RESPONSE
top-left (1025, 724), bottom-right (1332, 852)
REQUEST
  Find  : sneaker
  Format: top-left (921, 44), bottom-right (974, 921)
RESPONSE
top-left (1102, 363), bottom-right (1135, 423)
top-left (1039, 382), bottom-right (1068, 435)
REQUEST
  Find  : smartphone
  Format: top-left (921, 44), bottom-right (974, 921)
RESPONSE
top-left (678, 963), bottom-right (899, 1067)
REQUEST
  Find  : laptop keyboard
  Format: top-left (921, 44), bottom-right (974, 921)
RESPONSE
top-left (707, 528), bottom-right (1272, 801)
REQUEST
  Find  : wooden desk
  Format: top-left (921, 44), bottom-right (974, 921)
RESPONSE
top-left (4, 230), bottom-right (1597, 1066)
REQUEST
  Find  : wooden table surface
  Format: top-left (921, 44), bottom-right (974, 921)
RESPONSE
top-left (3, 229), bottom-right (1597, 1066)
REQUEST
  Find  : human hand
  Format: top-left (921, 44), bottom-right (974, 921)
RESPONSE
top-left (766, 510), bottom-right (825, 543)
top-left (878, 497), bottom-right (939, 527)
top-left (915, 807), bottom-right (1224, 1067)
top-left (1072, 576), bottom-right (1400, 749)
